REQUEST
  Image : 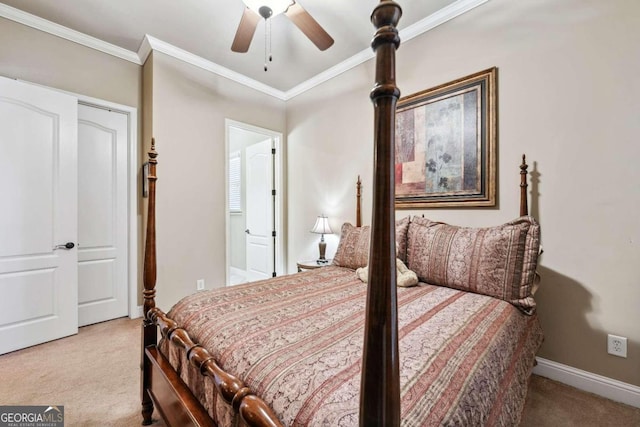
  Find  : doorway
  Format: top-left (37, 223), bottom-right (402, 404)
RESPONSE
top-left (225, 119), bottom-right (284, 285)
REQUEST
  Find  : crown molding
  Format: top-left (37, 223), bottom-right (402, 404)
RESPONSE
top-left (285, 48), bottom-right (374, 100)
top-left (0, 3), bottom-right (141, 64)
top-left (141, 35), bottom-right (287, 100)
top-left (401, 0), bottom-right (488, 43)
top-left (137, 35), bottom-right (153, 65)
top-left (283, 0), bottom-right (489, 100)
top-left (1, 0), bottom-right (489, 101)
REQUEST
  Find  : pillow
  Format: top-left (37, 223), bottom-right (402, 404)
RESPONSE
top-left (333, 223), bottom-right (370, 269)
top-left (395, 216), bottom-right (410, 263)
top-left (406, 216), bottom-right (541, 313)
top-left (355, 258), bottom-right (419, 288)
top-left (333, 217), bottom-right (411, 269)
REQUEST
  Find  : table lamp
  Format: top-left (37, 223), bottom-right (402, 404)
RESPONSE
top-left (311, 214), bottom-right (332, 263)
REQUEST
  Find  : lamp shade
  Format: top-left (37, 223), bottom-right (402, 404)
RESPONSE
top-left (242, 0), bottom-right (292, 16)
top-left (311, 215), bottom-right (332, 235)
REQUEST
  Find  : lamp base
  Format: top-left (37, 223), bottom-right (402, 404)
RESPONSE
top-left (317, 240), bottom-right (327, 263)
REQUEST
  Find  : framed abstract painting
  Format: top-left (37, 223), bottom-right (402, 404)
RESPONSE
top-left (395, 67), bottom-right (497, 208)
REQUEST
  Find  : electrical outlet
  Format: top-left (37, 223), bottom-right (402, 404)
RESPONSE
top-left (196, 279), bottom-right (205, 291)
top-left (607, 334), bottom-right (627, 358)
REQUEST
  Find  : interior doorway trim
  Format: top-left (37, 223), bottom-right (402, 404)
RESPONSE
top-left (224, 119), bottom-right (285, 284)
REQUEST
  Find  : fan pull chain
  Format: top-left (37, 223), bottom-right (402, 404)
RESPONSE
top-left (263, 18), bottom-right (273, 71)
top-left (269, 18), bottom-right (273, 63)
top-left (264, 18), bottom-right (268, 71)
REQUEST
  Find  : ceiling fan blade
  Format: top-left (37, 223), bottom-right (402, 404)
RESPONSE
top-left (231, 8), bottom-right (261, 53)
top-left (285, 3), bottom-right (334, 51)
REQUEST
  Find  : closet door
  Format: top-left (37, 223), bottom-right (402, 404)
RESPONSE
top-left (0, 76), bottom-right (78, 354)
top-left (77, 104), bottom-right (128, 326)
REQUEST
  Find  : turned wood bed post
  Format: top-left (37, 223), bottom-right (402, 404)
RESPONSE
top-left (360, 1), bottom-right (402, 426)
top-left (356, 176), bottom-right (362, 227)
top-left (520, 154), bottom-right (529, 217)
top-left (141, 139), bottom-right (159, 425)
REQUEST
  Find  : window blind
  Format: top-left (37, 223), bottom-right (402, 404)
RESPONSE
top-left (229, 152), bottom-right (242, 212)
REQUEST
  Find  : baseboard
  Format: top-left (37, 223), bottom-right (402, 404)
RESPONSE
top-left (129, 305), bottom-right (143, 320)
top-left (533, 357), bottom-right (640, 408)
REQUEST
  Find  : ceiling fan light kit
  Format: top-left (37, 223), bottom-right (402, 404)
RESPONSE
top-left (232, 0), bottom-right (334, 71)
top-left (242, 0), bottom-right (292, 17)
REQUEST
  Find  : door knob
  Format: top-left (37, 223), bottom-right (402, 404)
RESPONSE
top-left (245, 229), bottom-right (250, 234)
top-left (54, 242), bottom-right (75, 250)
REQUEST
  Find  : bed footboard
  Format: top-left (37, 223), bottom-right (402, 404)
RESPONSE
top-left (144, 345), bottom-right (216, 427)
top-left (148, 307), bottom-right (283, 427)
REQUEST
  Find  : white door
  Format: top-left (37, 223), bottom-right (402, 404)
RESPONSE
top-left (245, 139), bottom-right (273, 281)
top-left (0, 77), bottom-right (78, 354)
top-left (77, 104), bottom-right (128, 326)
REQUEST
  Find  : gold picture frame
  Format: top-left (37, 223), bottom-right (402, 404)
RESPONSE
top-left (395, 67), bottom-right (497, 208)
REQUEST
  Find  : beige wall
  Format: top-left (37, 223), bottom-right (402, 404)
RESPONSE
top-left (0, 17), bottom-right (140, 108)
top-left (286, 0), bottom-right (640, 386)
top-left (148, 52), bottom-right (286, 310)
top-left (287, 63), bottom-right (377, 263)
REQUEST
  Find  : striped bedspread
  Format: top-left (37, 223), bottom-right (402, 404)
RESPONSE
top-left (160, 266), bottom-right (543, 426)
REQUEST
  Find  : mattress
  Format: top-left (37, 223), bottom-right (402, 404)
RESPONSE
top-left (160, 265), bottom-right (543, 426)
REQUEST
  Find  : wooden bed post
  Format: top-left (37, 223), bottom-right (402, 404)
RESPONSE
top-left (141, 139), bottom-right (158, 425)
top-left (360, 1), bottom-right (402, 426)
top-left (356, 176), bottom-right (362, 227)
top-left (520, 154), bottom-right (529, 217)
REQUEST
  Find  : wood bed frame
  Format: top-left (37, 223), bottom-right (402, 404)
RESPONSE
top-left (140, 1), bottom-right (531, 426)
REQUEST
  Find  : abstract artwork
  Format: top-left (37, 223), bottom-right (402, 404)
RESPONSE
top-left (395, 68), bottom-right (496, 208)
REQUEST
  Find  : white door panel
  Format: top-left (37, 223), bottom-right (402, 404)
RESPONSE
top-left (245, 139), bottom-right (273, 282)
top-left (77, 105), bottom-right (128, 326)
top-left (0, 268), bottom-right (56, 325)
top-left (78, 259), bottom-right (115, 304)
top-left (0, 76), bottom-right (78, 354)
top-left (1, 103), bottom-right (55, 257)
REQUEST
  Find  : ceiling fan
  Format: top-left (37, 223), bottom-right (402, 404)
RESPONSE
top-left (232, 0), bottom-right (334, 66)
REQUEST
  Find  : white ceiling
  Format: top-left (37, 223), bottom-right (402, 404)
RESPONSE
top-left (1, 0), bottom-right (486, 97)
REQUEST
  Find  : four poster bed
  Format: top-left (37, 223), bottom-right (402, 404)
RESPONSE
top-left (141, 2), bottom-right (543, 426)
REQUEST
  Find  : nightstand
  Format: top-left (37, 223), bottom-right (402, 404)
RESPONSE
top-left (297, 259), bottom-right (332, 272)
